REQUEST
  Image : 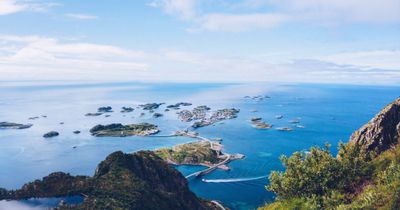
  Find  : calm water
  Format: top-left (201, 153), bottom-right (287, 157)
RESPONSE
top-left (0, 81), bottom-right (399, 210)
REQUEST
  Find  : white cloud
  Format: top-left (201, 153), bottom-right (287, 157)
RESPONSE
top-left (0, 35), bottom-right (398, 84)
top-left (149, 0), bottom-right (400, 31)
top-left (155, 50), bottom-right (400, 84)
top-left (0, 0), bottom-right (26, 15)
top-left (65, 13), bottom-right (98, 20)
top-left (196, 13), bottom-right (289, 32)
top-left (147, 0), bottom-right (197, 19)
top-left (270, 0), bottom-right (400, 24)
top-left (317, 50), bottom-right (400, 70)
top-left (0, 0), bottom-right (59, 16)
top-left (0, 35), bottom-right (148, 80)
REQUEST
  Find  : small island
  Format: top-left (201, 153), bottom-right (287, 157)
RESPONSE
top-left (166, 102), bottom-right (192, 109)
top-left (121, 107), bottom-right (134, 113)
top-left (0, 122), bottom-right (32, 129)
top-left (155, 141), bottom-right (222, 165)
top-left (139, 103), bottom-right (164, 110)
top-left (250, 117), bottom-right (273, 129)
top-left (89, 123), bottom-right (160, 137)
top-left (43, 131), bottom-right (59, 138)
top-left (155, 135), bottom-right (244, 177)
top-left (177, 106), bottom-right (240, 128)
top-left (98, 106), bottom-right (113, 113)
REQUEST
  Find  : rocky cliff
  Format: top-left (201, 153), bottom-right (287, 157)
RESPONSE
top-left (350, 97), bottom-right (400, 154)
top-left (0, 151), bottom-right (218, 210)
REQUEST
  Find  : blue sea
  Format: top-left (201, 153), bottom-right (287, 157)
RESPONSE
top-left (0, 81), bottom-right (399, 210)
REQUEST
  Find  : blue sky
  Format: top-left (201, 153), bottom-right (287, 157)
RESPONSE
top-left (0, 0), bottom-right (399, 84)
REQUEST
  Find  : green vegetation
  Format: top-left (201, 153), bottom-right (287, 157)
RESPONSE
top-left (260, 143), bottom-right (400, 210)
top-left (1, 151), bottom-right (218, 210)
top-left (155, 141), bottom-right (221, 165)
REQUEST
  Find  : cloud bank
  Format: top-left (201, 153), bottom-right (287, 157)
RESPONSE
top-left (149, 0), bottom-right (400, 31)
top-left (0, 35), bottom-right (398, 84)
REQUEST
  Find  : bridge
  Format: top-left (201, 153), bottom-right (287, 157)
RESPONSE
top-left (185, 154), bottom-right (231, 179)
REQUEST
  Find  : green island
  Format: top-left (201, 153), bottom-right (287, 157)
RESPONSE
top-left (260, 98), bottom-right (400, 210)
top-left (89, 123), bottom-right (160, 137)
top-left (155, 140), bottom-right (223, 166)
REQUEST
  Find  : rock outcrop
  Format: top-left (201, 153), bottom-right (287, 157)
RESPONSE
top-left (0, 151), bottom-right (218, 210)
top-left (350, 98), bottom-right (400, 154)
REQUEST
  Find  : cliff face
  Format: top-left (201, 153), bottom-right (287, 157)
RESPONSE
top-left (1, 151), bottom-right (217, 210)
top-left (350, 98), bottom-right (400, 154)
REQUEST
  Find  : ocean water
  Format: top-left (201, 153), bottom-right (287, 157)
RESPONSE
top-left (0, 81), bottom-right (399, 210)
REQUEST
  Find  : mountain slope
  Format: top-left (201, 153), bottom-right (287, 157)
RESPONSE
top-left (260, 97), bottom-right (400, 210)
top-left (0, 151), bottom-right (218, 210)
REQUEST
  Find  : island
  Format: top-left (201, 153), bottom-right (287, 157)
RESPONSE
top-left (177, 106), bottom-right (240, 128)
top-left (153, 113), bottom-right (163, 118)
top-left (139, 103), bottom-right (164, 110)
top-left (85, 112), bottom-right (102, 117)
top-left (276, 127), bottom-right (293, 131)
top-left (97, 106), bottom-right (113, 113)
top-left (155, 141), bottom-right (222, 166)
top-left (43, 131), bottom-right (59, 138)
top-left (155, 131), bottom-right (244, 177)
top-left (251, 117), bottom-right (273, 129)
top-left (89, 123), bottom-right (160, 137)
top-left (0, 122), bottom-right (32, 129)
top-left (121, 107), bottom-right (134, 113)
top-left (166, 102), bottom-right (192, 109)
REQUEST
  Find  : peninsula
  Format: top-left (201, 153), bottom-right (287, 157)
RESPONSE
top-left (0, 151), bottom-right (221, 210)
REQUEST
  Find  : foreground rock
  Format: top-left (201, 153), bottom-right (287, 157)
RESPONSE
top-left (0, 122), bottom-right (32, 129)
top-left (90, 123), bottom-right (160, 137)
top-left (43, 131), bottom-right (59, 138)
top-left (0, 151), bottom-right (219, 210)
top-left (350, 97), bottom-right (400, 154)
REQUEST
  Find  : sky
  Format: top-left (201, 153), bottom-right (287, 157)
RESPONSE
top-left (0, 0), bottom-right (399, 84)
